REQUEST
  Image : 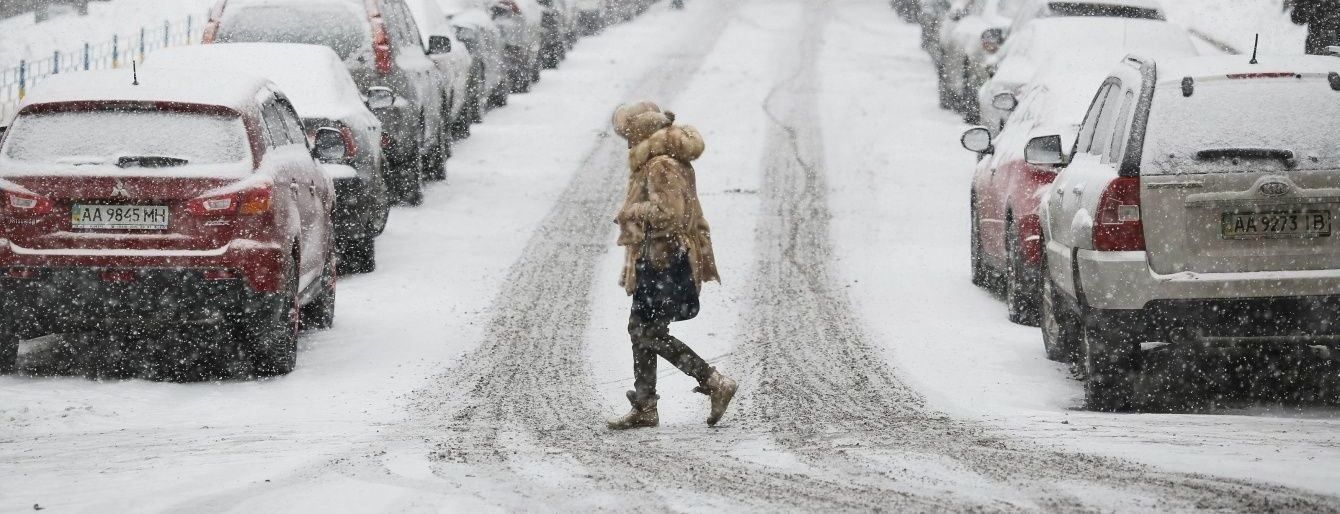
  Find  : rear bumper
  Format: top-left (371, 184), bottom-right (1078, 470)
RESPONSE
top-left (0, 238), bottom-right (288, 294)
top-left (0, 268), bottom-right (278, 337)
top-left (1077, 249), bottom-right (1340, 310)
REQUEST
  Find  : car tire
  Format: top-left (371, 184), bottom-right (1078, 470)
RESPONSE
top-left (1082, 312), bottom-right (1140, 412)
top-left (1005, 221), bottom-right (1041, 326)
top-left (0, 325), bottom-right (17, 375)
top-left (970, 196), bottom-right (989, 288)
top-left (1040, 272), bottom-right (1080, 363)
top-left (300, 259), bottom-right (337, 331)
top-left (244, 261), bottom-right (300, 377)
top-left (339, 236), bottom-right (377, 275)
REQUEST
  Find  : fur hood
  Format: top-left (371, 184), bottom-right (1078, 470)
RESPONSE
top-left (629, 124), bottom-right (706, 172)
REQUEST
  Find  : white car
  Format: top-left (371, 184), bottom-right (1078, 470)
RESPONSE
top-left (935, 0), bottom-right (1023, 118)
top-left (407, 0), bottom-right (477, 142)
top-left (1036, 54), bottom-right (1340, 411)
top-left (437, 0), bottom-right (509, 109)
top-left (976, 16), bottom-right (1197, 135)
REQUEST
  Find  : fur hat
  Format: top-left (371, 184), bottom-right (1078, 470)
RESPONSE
top-left (612, 101), bottom-right (674, 144)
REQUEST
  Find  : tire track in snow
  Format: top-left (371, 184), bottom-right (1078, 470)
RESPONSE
top-left (731, 0), bottom-right (1340, 510)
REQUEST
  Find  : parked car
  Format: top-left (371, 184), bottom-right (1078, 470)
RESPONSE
top-left (961, 71), bottom-right (1103, 326)
top-left (537, 0), bottom-right (577, 69)
top-left (893, 0), bottom-right (921, 22)
top-left (919, 0), bottom-right (952, 54)
top-left (936, 0), bottom-right (1020, 118)
top-left (437, 0), bottom-right (510, 109)
top-left (1037, 54), bottom-right (1340, 411)
top-left (0, 70), bottom-right (341, 376)
top-left (485, 0), bottom-right (544, 94)
top-left (407, 0), bottom-right (476, 144)
top-left (976, 16), bottom-right (1197, 135)
top-left (148, 43), bottom-right (393, 275)
top-left (574, 0), bottom-right (606, 35)
top-left (204, 0), bottom-right (451, 206)
top-left (1009, 0), bottom-right (1165, 33)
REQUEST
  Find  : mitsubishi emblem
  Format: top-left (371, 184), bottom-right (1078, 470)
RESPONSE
top-left (110, 179), bottom-right (131, 198)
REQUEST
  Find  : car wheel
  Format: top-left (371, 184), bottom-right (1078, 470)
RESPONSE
top-left (970, 196), bottom-right (989, 288)
top-left (300, 258), bottom-right (337, 331)
top-left (1040, 271), bottom-right (1080, 363)
top-left (338, 236), bottom-right (377, 275)
top-left (1005, 220), bottom-right (1041, 326)
top-left (1082, 312), bottom-right (1140, 412)
top-left (0, 324), bottom-right (17, 375)
top-left (244, 260), bottom-right (300, 377)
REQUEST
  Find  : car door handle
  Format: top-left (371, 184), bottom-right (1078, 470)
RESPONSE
top-left (1072, 185), bottom-right (1084, 196)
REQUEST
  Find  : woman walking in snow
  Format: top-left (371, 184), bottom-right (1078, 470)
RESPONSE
top-left (607, 101), bottom-right (737, 430)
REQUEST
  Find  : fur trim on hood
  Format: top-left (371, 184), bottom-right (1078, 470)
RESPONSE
top-left (629, 124), bottom-right (705, 171)
top-left (612, 101), bottom-right (666, 143)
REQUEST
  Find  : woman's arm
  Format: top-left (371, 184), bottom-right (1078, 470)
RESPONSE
top-left (622, 158), bottom-right (688, 230)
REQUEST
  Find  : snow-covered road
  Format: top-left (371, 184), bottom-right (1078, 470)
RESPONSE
top-left (3, 0), bottom-right (1340, 511)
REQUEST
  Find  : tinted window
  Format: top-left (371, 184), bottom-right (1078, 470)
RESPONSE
top-left (1142, 77), bottom-right (1340, 174)
top-left (1104, 90), bottom-right (1136, 163)
top-left (217, 4), bottom-right (372, 60)
top-left (1, 109), bottom-right (249, 166)
top-left (277, 99), bottom-right (308, 143)
top-left (1087, 84), bottom-right (1123, 157)
top-left (1073, 84), bottom-right (1112, 155)
top-left (262, 100), bottom-right (293, 147)
top-left (1045, 2), bottom-right (1163, 20)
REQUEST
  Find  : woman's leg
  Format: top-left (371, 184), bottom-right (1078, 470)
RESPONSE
top-left (629, 312), bottom-right (713, 394)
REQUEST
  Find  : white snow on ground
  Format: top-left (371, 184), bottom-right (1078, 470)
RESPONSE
top-left (822, 0), bottom-right (1340, 498)
top-left (0, 0), bottom-right (214, 66)
top-left (3, 0), bottom-right (1340, 510)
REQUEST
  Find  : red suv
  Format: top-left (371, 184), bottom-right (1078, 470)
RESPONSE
top-left (0, 69), bottom-right (339, 376)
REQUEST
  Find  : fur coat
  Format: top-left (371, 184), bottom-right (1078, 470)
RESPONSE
top-left (612, 105), bottom-right (720, 296)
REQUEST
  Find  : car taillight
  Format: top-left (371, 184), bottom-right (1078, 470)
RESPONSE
top-left (981, 29), bottom-right (1004, 54)
top-left (340, 126), bottom-right (358, 159)
top-left (1093, 176), bottom-right (1145, 251)
top-left (499, 0), bottom-right (521, 14)
top-left (372, 18), bottom-right (393, 76)
top-left (202, 20), bottom-right (220, 44)
top-left (3, 190), bottom-right (53, 215)
top-left (187, 183), bottom-right (272, 217)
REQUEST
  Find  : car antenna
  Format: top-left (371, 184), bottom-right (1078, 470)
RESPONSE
top-left (132, 61), bottom-right (139, 86)
top-left (1249, 34), bottom-right (1259, 65)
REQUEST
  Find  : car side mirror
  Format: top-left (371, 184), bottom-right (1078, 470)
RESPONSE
top-left (960, 126), bottom-right (993, 154)
top-left (312, 127), bottom-right (348, 164)
top-left (365, 86), bottom-right (394, 110)
top-left (1025, 135), bottom-right (1067, 168)
top-left (992, 92), bottom-right (1018, 112)
top-left (428, 35), bottom-right (452, 55)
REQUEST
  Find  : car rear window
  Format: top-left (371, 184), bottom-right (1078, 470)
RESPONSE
top-left (1141, 77), bottom-right (1340, 174)
top-left (216, 3), bottom-right (371, 61)
top-left (0, 109), bottom-right (250, 167)
top-left (1046, 2), bottom-right (1164, 20)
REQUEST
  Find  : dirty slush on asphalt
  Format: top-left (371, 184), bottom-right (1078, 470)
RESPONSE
top-left (394, 0), bottom-right (1340, 510)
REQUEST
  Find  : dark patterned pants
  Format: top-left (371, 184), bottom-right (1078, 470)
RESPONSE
top-left (628, 311), bottom-right (712, 401)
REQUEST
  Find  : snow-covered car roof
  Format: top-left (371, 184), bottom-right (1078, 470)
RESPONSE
top-left (1151, 54), bottom-right (1340, 84)
top-left (1022, 17), bottom-right (1196, 75)
top-left (146, 43), bottom-right (368, 122)
top-left (1017, 70), bottom-right (1109, 133)
top-left (17, 68), bottom-right (271, 116)
top-left (1053, 0), bottom-right (1160, 8)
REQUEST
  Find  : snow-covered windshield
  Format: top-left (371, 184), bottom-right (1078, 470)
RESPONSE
top-left (1046, 2), bottom-right (1163, 20)
top-left (216, 3), bottom-right (371, 60)
top-left (1142, 78), bottom-right (1340, 175)
top-left (0, 110), bottom-right (250, 167)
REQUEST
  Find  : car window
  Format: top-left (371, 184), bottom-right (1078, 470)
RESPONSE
top-left (261, 99), bottom-right (293, 147)
top-left (1072, 83), bottom-right (1112, 155)
top-left (1104, 90), bottom-right (1136, 164)
top-left (1044, 2), bottom-right (1164, 20)
top-left (277, 97), bottom-right (308, 144)
top-left (387, 1), bottom-right (424, 52)
top-left (1, 109), bottom-right (250, 166)
top-left (1087, 83), bottom-right (1123, 157)
top-left (216, 3), bottom-right (372, 61)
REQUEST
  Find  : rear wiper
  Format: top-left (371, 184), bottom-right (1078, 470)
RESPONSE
top-left (1195, 148), bottom-right (1297, 168)
top-left (116, 155), bottom-right (190, 168)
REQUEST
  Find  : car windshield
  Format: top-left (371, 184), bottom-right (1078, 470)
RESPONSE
top-left (1046, 2), bottom-right (1163, 20)
top-left (216, 3), bottom-right (371, 60)
top-left (1142, 77), bottom-right (1340, 174)
top-left (0, 109), bottom-right (250, 167)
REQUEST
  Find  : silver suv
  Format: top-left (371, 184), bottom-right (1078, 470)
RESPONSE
top-left (1035, 54), bottom-right (1340, 411)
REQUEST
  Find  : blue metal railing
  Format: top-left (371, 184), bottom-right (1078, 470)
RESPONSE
top-left (0, 12), bottom-right (207, 125)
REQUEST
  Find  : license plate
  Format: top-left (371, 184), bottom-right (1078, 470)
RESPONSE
top-left (1221, 210), bottom-right (1331, 240)
top-left (71, 204), bottom-right (170, 230)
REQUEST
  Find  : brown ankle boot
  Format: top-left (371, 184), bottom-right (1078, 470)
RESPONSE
top-left (607, 391), bottom-right (659, 430)
top-left (695, 370), bottom-right (738, 426)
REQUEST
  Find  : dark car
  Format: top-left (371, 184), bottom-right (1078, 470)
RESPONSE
top-left (149, 43), bottom-right (394, 275)
top-left (0, 70), bottom-right (341, 376)
top-left (204, 0), bottom-right (450, 206)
